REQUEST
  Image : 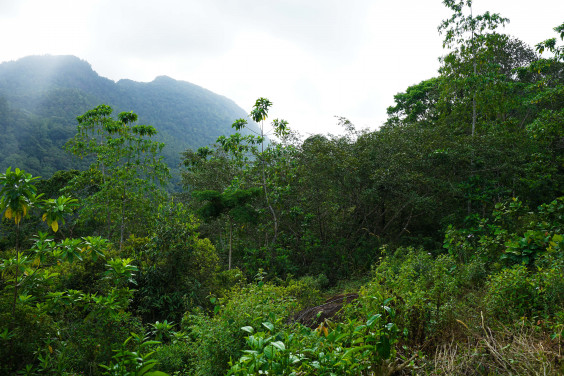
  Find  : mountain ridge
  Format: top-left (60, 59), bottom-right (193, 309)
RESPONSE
top-left (0, 55), bottom-right (257, 184)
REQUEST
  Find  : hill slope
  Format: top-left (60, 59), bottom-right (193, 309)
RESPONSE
top-left (0, 55), bottom-right (256, 183)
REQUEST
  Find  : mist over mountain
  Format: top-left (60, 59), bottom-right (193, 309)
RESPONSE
top-left (0, 55), bottom-right (257, 183)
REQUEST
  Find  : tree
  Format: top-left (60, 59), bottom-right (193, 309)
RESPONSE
top-left (385, 77), bottom-right (441, 127)
top-left (536, 22), bottom-right (564, 61)
top-left (182, 144), bottom-right (250, 269)
top-left (193, 187), bottom-right (260, 270)
top-left (524, 23), bottom-right (564, 199)
top-left (0, 168), bottom-right (41, 323)
top-left (182, 146), bottom-right (239, 193)
top-left (438, 0), bottom-right (509, 135)
top-left (66, 105), bottom-right (170, 249)
top-left (217, 98), bottom-right (289, 246)
top-left (0, 167), bottom-right (77, 361)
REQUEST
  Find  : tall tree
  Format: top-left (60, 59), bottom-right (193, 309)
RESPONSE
top-left (0, 168), bottom-right (40, 324)
top-left (385, 77), bottom-right (441, 127)
top-left (217, 98), bottom-right (289, 246)
top-left (66, 105), bottom-right (170, 248)
top-left (438, 0), bottom-right (509, 135)
top-left (192, 187), bottom-right (260, 270)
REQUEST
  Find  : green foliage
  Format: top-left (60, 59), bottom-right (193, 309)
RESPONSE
top-left (0, 167), bottom-right (41, 225)
top-left (133, 201), bottom-right (220, 323)
top-left (152, 341), bottom-right (192, 375)
top-left (193, 188), bottom-right (261, 224)
top-left (214, 98), bottom-right (290, 248)
top-left (365, 249), bottom-right (461, 344)
top-left (106, 257), bottom-right (139, 286)
top-left (149, 320), bottom-right (175, 343)
top-left (41, 195), bottom-right (78, 233)
top-left (386, 77), bottom-right (441, 127)
top-left (444, 197), bottom-right (564, 266)
top-left (64, 312), bottom-right (143, 374)
top-left (0, 297), bottom-right (57, 375)
top-left (36, 169), bottom-right (81, 199)
top-left (438, 0), bottom-right (511, 135)
top-left (99, 332), bottom-right (169, 376)
top-left (485, 255), bottom-right (564, 321)
top-left (439, 1), bottom-right (509, 50)
top-left (182, 280), bottom-right (309, 376)
top-left (536, 22), bottom-right (564, 61)
top-left (228, 293), bottom-right (405, 375)
top-left (65, 105), bottom-right (170, 247)
top-left (0, 4), bottom-right (563, 375)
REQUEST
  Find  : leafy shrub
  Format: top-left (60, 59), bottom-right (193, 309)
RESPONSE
top-left (531, 255), bottom-right (564, 317)
top-left (486, 264), bottom-right (533, 320)
top-left (485, 255), bottom-right (564, 322)
top-left (153, 341), bottom-right (193, 375)
top-left (183, 280), bottom-right (305, 376)
top-left (365, 248), bottom-right (464, 343)
top-left (444, 197), bottom-right (564, 266)
top-left (0, 297), bottom-right (57, 375)
top-left (217, 267), bottom-right (246, 291)
top-left (229, 293), bottom-right (406, 375)
top-left (365, 247), bottom-right (491, 346)
top-left (278, 275), bottom-right (325, 308)
top-left (134, 203), bottom-right (221, 323)
top-left (62, 311), bottom-right (143, 374)
top-left (99, 332), bottom-right (169, 376)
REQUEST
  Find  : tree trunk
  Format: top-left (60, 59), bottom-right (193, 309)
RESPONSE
top-left (472, 61), bottom-right (477, 137)
top-left (228, 217), bottom-right (233, 270)
top-left (259, 121), bottom-right (278, 246)
top-left (10, 223), bottom-right (20, 354)
top-left (471, 4), bottom-right (477, 137)
top-left (120, 182), bottom-right (126, 251)
top-left (262, 166), bottom-right (278, 245)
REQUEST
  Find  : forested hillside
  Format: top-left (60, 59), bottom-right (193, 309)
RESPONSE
top-left (0, 55), bottom-right (257, 183)
top-left (0, 2), bottom-right (563, 375)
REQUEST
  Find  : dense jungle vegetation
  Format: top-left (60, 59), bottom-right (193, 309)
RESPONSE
top-left (1, 2), bottom-right (563, 375)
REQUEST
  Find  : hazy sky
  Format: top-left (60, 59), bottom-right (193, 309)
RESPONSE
top-left (0, 0), bottom-right (562, 135)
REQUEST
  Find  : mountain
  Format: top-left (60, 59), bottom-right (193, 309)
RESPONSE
top-left (0, 55), bottom-right (257, 184)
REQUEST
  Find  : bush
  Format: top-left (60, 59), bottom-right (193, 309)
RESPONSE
top-left (228, 292), bottom-right (406, 375)
top-left (485, 255), bottom-right (564, 322)
top-left (365, 248), bottom-right (465, 343)
top-left (532, 255), bottom-right (564, 317)
top-left (62, 311), bottom-right (142, 374)
top-left (486, 264), bottom-right (533, 321)
top-left (134, 224), bottom-right (221, 322)
top-left (153, 341), bottom-right (192, 374)
top-left (183, 280), bottom-right (306, 376)
top-left (0, 298), bottom-right (57, 375)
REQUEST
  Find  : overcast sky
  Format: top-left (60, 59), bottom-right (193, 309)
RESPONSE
top-left (0, 0), bottom-right (562, 136)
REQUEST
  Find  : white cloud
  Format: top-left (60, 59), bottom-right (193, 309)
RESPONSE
top-left (0, 0), bottom-right (562, 135)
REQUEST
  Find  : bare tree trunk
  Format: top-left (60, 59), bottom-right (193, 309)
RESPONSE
top-left (259, 121), bottom-right (278, 246)
top-left (120, 182), bottom-right (126, 252)
top-left (262, 165), bottom-right (278, 245)
top-left (10, 223), bottom-right (20, 355)
top-left (228, 217), bottom-right (233, 270)
top-left (472, 61), bottom-right (477, 137)
top-left (469, 5), bottom-right (476, 214)
top-left (471, 4), bottom-right (477, 137)
top-left (99, 135), bottom-right (112, 240)
top-left (12, 224), bottom-right (19, 320)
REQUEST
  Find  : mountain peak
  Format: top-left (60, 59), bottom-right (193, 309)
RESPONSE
top-left (0, 54), bottom-right (104, 95)
top-left (0, 55), bottom-right (257, 183)
top-left (5, 55), bottom-right (94, 75)
top-left (153, 75), bottom-right (175, 82)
